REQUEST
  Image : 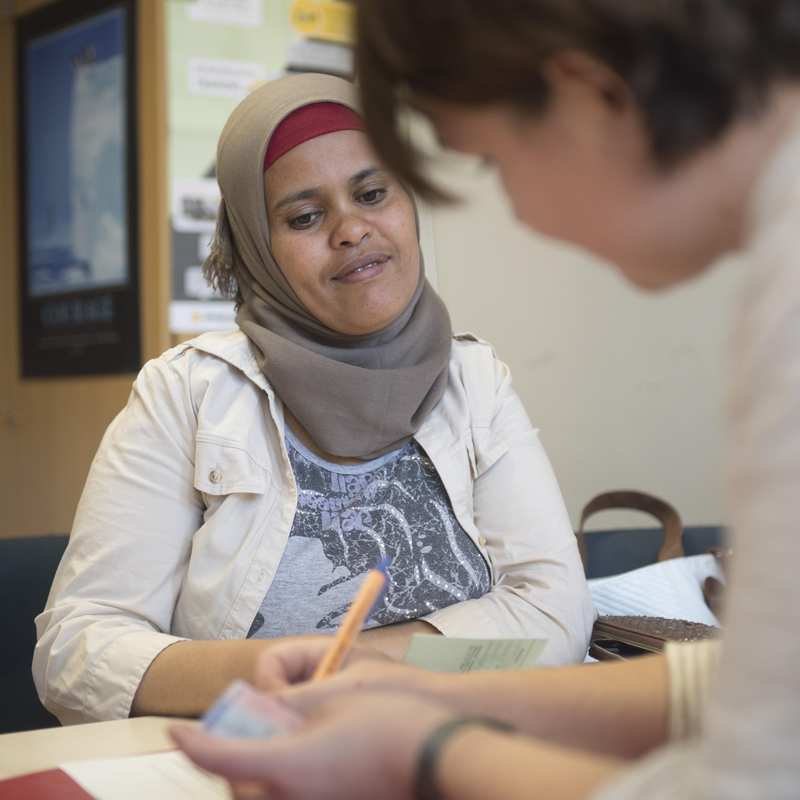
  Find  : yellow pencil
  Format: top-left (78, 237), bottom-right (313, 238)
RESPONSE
top-left (312, 558), bottom-right (391, 681)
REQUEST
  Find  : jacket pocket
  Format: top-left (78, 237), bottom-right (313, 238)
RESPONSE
top-left (194, 435), bottom-right (270, 496)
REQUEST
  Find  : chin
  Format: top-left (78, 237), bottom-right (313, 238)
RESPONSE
top-left (616, 258), bottom-right (703, 292)
top-left (336, 311), bottom-right (400, 337)
top-left (621, 271), bottom-right (674, 292)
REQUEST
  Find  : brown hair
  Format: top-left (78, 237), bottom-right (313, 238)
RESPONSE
top-left (355, 0), bottom-right (800, 201)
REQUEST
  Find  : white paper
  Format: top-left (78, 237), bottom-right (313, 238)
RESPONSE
top-left (172, 178), bottom-right (220, 234)
top-left (186, 0), bottom-right (262, 28)
top-left (62, 751), bottom-right (231, 799)
top-left (285, 37), bottom-right (353, 76)
top-left (184, 266), bottom-right (218, 300)
top-left (403, 635), bottom-right (547, 673)
top-left (588, 554), bottom-right (723, 626)
top-left (188, 58), bottom-right (266, 99)
top-left (170, 300), bottom-right (237, 333)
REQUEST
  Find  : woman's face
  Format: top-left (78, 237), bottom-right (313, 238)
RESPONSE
top-left (423, 62), bottom-right (744, 290)
top-left (265, 129), bottom-right (420, 335)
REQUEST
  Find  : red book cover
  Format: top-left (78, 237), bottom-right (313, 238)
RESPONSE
top-left (0, 768), bottom-right (94, 799)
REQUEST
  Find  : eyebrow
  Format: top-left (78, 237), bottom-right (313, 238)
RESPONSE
top-left (272, 166), bottom-right (384, 211)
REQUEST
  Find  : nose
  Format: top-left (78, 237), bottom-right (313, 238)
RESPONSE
top-left (330, 209), bottom-right (371, 249)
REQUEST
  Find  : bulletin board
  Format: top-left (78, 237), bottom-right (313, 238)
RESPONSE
top-left (167, 0), bottom-right (356, 334)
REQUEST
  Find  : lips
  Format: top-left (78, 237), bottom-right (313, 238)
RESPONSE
top-left (333, 252), bottom-right (391, 281)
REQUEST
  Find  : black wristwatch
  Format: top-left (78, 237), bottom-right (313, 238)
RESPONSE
top-left (414, 716), bottom-right (515, 800)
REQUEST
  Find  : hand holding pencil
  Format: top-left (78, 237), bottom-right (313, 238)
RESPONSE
top-left (194, 559), bottom-right (391, 739)
top-left (312, 558), bottom-right (391, 681)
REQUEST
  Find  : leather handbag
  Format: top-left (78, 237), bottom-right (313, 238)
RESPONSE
top-left (577, 491), bottom-right (719, 661)
top-left (589, 615), bottom-right (718, 660)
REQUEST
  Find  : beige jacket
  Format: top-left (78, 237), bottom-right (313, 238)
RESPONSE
top-left (34, 330), bottom-right (594, 724)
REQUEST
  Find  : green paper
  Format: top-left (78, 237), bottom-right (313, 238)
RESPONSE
top-left (403, 635), bottom-right (547, 673)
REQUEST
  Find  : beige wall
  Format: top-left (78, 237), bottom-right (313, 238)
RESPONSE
top-left (430, 164), bottom-right (743, 527)
top-left (0, 0), bottom-right (169, 537)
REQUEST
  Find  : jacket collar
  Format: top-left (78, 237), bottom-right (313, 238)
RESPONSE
top-left (184, 329), bottom-right (465, 450)
top-left (185, 330), bottom-right (272, 394)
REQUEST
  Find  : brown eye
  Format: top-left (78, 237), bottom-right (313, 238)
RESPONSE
top-left (359, 187), bottom-right (386, 205)
top-left (289, 211), bottom-right (320, 230)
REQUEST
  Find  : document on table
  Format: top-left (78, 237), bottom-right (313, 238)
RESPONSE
top-left (60, 751), bottom-right (231, 799)
top-left (403, 634), bottom-right (547, 672)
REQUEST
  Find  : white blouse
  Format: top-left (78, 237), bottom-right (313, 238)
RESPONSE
top-left (594, 113), bottom-right (800, 799)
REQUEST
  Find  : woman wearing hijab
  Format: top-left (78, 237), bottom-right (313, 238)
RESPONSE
top-left (172, 3), bottom-right (800, 800)
top-left (33, 73), bottom-right (593, 724)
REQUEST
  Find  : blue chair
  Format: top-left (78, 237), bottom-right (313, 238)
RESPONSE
top-left (0, 534), bottom-right (68, 733)
top-left (581, 525), bottom-right (725, 579)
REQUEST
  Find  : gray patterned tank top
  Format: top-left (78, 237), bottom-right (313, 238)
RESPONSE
top-left (247, 428), bottom-right (490, 638)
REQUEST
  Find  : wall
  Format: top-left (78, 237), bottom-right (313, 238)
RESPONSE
top-left (430, 162), bottom-right (743, 527)
top-left (0, 0), bottom-right (169, 537)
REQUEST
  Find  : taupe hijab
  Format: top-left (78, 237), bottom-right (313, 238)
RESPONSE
top-left (206, 73), bottom-right (452, 459)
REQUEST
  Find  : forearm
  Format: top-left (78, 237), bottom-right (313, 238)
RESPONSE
top-left (431, 655), bottom-right (668, 758)
top-left (360, 619), bottom-right (439, 660)
top-left (132, 637), bottom-right (320, 717)
top-left (133, 621), bottom-right (438, 716)
top-left (437, 727), bottom-right (624, 800)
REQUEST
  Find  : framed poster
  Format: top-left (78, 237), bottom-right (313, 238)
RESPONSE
top-left (17, 0), bottom-right (140, 377)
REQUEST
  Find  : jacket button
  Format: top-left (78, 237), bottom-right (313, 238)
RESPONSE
top-left (478, 535), bottom-right (487, 547)
top-left (209, 468), bottom-right (223, 484)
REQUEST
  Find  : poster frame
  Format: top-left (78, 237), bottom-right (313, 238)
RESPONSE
top-left (16, 0), bottom-right (140, 378)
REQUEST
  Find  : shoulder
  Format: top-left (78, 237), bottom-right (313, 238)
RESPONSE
top-left (440, 333), bottom-right (534, 470)
top-left (451, 331), bottom-right (497, 355)
top-left (127, 330), bottom-right (276, 451)
top-left (450, 332), bottom-right (501, 371)
top-left (160, 329), bottom-right (256, 370)
top-left (442, 332), bottom-right (517, 430)
top-left (132, 329), bottom-right (267, 414)
top-left (139, 329), bottom-right (260, 385)
top-left (449, 332), bottom-right (509, 389)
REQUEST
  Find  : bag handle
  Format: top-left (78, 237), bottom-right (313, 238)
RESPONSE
top-left (576, 490), bottom-right (685, 572)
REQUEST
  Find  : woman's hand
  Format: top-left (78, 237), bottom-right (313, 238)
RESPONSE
top-left (171, 691), bottom-right (455, 800)
top-left (254, 640), bottom-right (451, 710)
top-left (254, 638), bottom-right (393, 691)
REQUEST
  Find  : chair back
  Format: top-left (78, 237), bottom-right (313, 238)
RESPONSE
top-left (0, 534), bottom-right (68, 733)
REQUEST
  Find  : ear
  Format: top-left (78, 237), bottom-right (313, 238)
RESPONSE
top-left (543, 49), bottom-right (631, 110)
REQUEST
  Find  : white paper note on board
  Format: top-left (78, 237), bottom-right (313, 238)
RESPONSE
top-left (187, 0), bottom-right (263, 28)
top-left (188, 58), bottom-right (267, 99)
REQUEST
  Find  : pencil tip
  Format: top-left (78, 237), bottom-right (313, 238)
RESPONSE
top-left (376, 556), bottom-right (392, 576)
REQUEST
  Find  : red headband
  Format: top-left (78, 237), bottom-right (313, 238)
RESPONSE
top-left (263, 101), bottom-right (365, 171)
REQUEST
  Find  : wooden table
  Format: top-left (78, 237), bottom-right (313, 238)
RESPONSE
top-left (0, 717), bottom-right (180, 780)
